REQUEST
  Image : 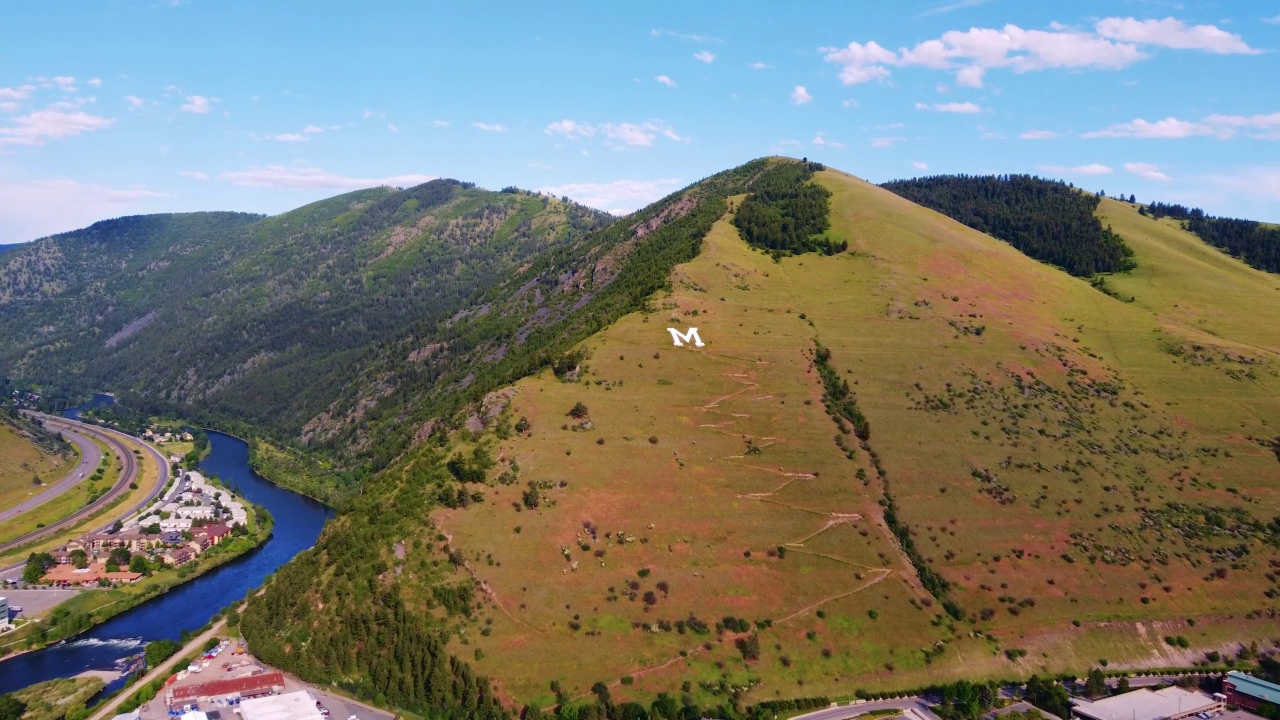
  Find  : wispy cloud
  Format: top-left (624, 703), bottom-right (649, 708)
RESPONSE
top-left (123, 95), bottom-right (145, 110)
top-left (0, 108), bottom-right (114, 146)
top-left (1124, 162), bottom-right (1171, 181)
top-left (1040, 163), bottom-right (1114, 175)
top-left (916, 101), bottom-right (981, 113)
top-left (387, 123), bottom-right (399, 132)
top-left (1082, 111), bottom-right (1280, 140)
top-left (0, 177), bottom-right (167, 242)
top-left (912, 161), bottom-right (930, 170)
top-left (180, 170), bottom-right (209, 180)
top-left (693, 50), bottom-right (716, 63)
top-left (538, 178), bottom-right (684, 214)
top-left (1019, 129), bottom-right (1060, 139)
top-left (270, 133), bottom-right (307, 142)
top-left (219, 165), bottom-right (436, 190)
top-left (650, 28), bottom-right (723, 43)
top-left (86, 78), bottom-right (102, 88)
top-left (915, 0), bottom-right (994, 18)
top-left (810, 132), bottom-right (846, 149)
top-left (749, 62), bottom-right (771, 70)
top-left (655, 75), bottom-right (677, 88)
top-left (871, 136), bottom-right (905, 148)
top-left (791, 86), bottom-right (813, 105)
top-left (180, 95), bottom-right (215, 114)
top-left (433, 120), bottom-right (449, 127)
top-left (472, 122), bottom-right (507, 132)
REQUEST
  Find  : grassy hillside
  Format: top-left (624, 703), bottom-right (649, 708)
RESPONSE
top-left (240, 161), bottom-right (1280, 719)
top-left (0, 413), bottom-right (75, 513)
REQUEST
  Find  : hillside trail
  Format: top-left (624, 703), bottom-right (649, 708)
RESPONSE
top-left (433, 515), bottom-right (545, 634)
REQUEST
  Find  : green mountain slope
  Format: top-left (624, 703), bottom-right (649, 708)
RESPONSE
top-left (240, 161), bottom-right (1280, 718)
top-left (0, 182), bottom-right (612, 482)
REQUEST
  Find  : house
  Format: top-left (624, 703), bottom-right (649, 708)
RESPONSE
top-left (188, 538), bottom-right (209, 555)
top-left (41, 562), bottom-right (142, 587)
top-left (162, 548), bottom-right (192, 567)
top-left (161, 530), bottom-right (183, 545)
top-left (1223, 671), bottom-right (1280, 714)
top-left (198, 524), bottom-right (232, 545)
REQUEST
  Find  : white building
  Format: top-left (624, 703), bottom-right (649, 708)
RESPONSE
top-left (1071, 686), bottom-right (1223, 720)
top-left (238, 690), bottom-right (326, 720)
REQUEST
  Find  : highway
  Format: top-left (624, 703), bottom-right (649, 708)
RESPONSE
top-left (788, 698), bottom-right (943, 720)
top-left (0, 427), bottom-right (101, 524)
top-left (0, 414), bottom-right (172, 578)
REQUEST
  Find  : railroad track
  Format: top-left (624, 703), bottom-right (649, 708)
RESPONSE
top-left (0, 414), bottom-right (172, 561)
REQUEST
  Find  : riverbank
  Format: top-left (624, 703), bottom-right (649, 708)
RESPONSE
top-left (0, 503), bottom-right (272, 660)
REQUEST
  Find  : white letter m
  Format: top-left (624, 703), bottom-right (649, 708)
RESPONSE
top-left (667, 327), bottom-right (705, 348)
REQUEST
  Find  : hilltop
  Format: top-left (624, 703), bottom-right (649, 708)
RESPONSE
top-left (231, 161), bottom-right (1280, 718)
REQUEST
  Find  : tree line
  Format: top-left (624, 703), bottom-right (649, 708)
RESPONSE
top-left (881, 174), bottom-right (1136, 277)
top-left (1144, 201), bottom-right (1280, 273)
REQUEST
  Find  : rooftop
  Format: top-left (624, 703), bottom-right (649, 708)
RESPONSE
top-left (238, 691), bottom-right (325, 720)
top-left (1227, 670), bottom-right (1280, 703)
top-left (1071, 687), bottom-right (1221, 720)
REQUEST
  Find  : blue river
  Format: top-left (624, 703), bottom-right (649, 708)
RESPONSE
top-left (0, 430), bottom-right (331, 694)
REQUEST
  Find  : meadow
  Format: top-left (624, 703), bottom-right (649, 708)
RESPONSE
top-left (0, 420), bottom-right (76, 514)
top-left (369, 169), bottom-right (1280, 707)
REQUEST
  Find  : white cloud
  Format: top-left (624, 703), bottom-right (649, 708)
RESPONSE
top-left (749, 62), bottom-right (770, 70)
top-left (362, 109), bottom-right (386, 119)
top-left (821, 16), bottom-right (1249, 88)
top-left (1083, 116), bottom-right (1223, 139)
top-left (0, 108), bottom-right (114, 146)
top-left (52, 76), bottom-right (77, 91)
top-left (841, 99), bottom-right (858, 108)
top-left (0, 85), bottom-right (36, 102)
top-left (472, 122), bottom-right (507, 132)
top-left (387, 123), bottom-right (399, 132)
top-left (791, 86), bottom-right (813, 105)
top-left (123, 95), bottom-right (145, 110)
top-left (655, 75), bottom-right (677, 88)
top-left (871, 136), bottom-right (905, 148)
top-left (600, 121), bottom-right (681, 147)
top-left (0, 177), bottom-right (167, 242)
top-left (693, 51), bottom-right (716, 63)
top-left (180, 170), bottom-right (209, 180)
top-left (303, 125), bottom-right (324, 134)
top-left (1040, 163), bottom-right (1114, 175)
top-left (1265, 16), bottom-right (1280, 25)
top-left (219, 165), bottom-right (436, 190)
top-left (1095, 17), bottom-right (1259, 54)
top-left (811, 133), bottom-right (846, 149)
top-left (433, 120), bottom-right (449, 127)
top-left (1019, 129), bottom-right (1060, 139)
top-left (545, 119), bottom-right (597, 139)
top-left (180, 95), bottom-right (214, 114)
top-left (1124, 162), bottom-right (1171, 181)
top-left (912, 161), bottom-right (930, 170)
top-left (86, 78), bottom-right (102, 88)
top-left (271, 133), bottom-right (307, 142)
top-left (538, 178), bottom-right (683, 214)
top-left (916, 101), bottom-right (981, 113)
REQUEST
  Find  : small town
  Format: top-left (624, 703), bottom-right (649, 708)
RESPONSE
top-left (26, 471), bottom-right (251, 588)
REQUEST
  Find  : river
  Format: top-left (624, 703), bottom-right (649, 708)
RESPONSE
top-left (0, 430), bottom-right (331, 694)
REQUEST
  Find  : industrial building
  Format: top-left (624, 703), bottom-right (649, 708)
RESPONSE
top-left (238, 691), bottom-right (326, 720)
top-left (1070, 686), bottom-right (1223, 720)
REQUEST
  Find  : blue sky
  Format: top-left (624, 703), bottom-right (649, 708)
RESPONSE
top-left (2, 0), bottom-right (1278, 243)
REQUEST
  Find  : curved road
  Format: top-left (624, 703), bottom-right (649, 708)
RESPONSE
top-left (0, 428), bottom-right (101, 524)
top-left (0, 415), bottom-right (171, 578)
